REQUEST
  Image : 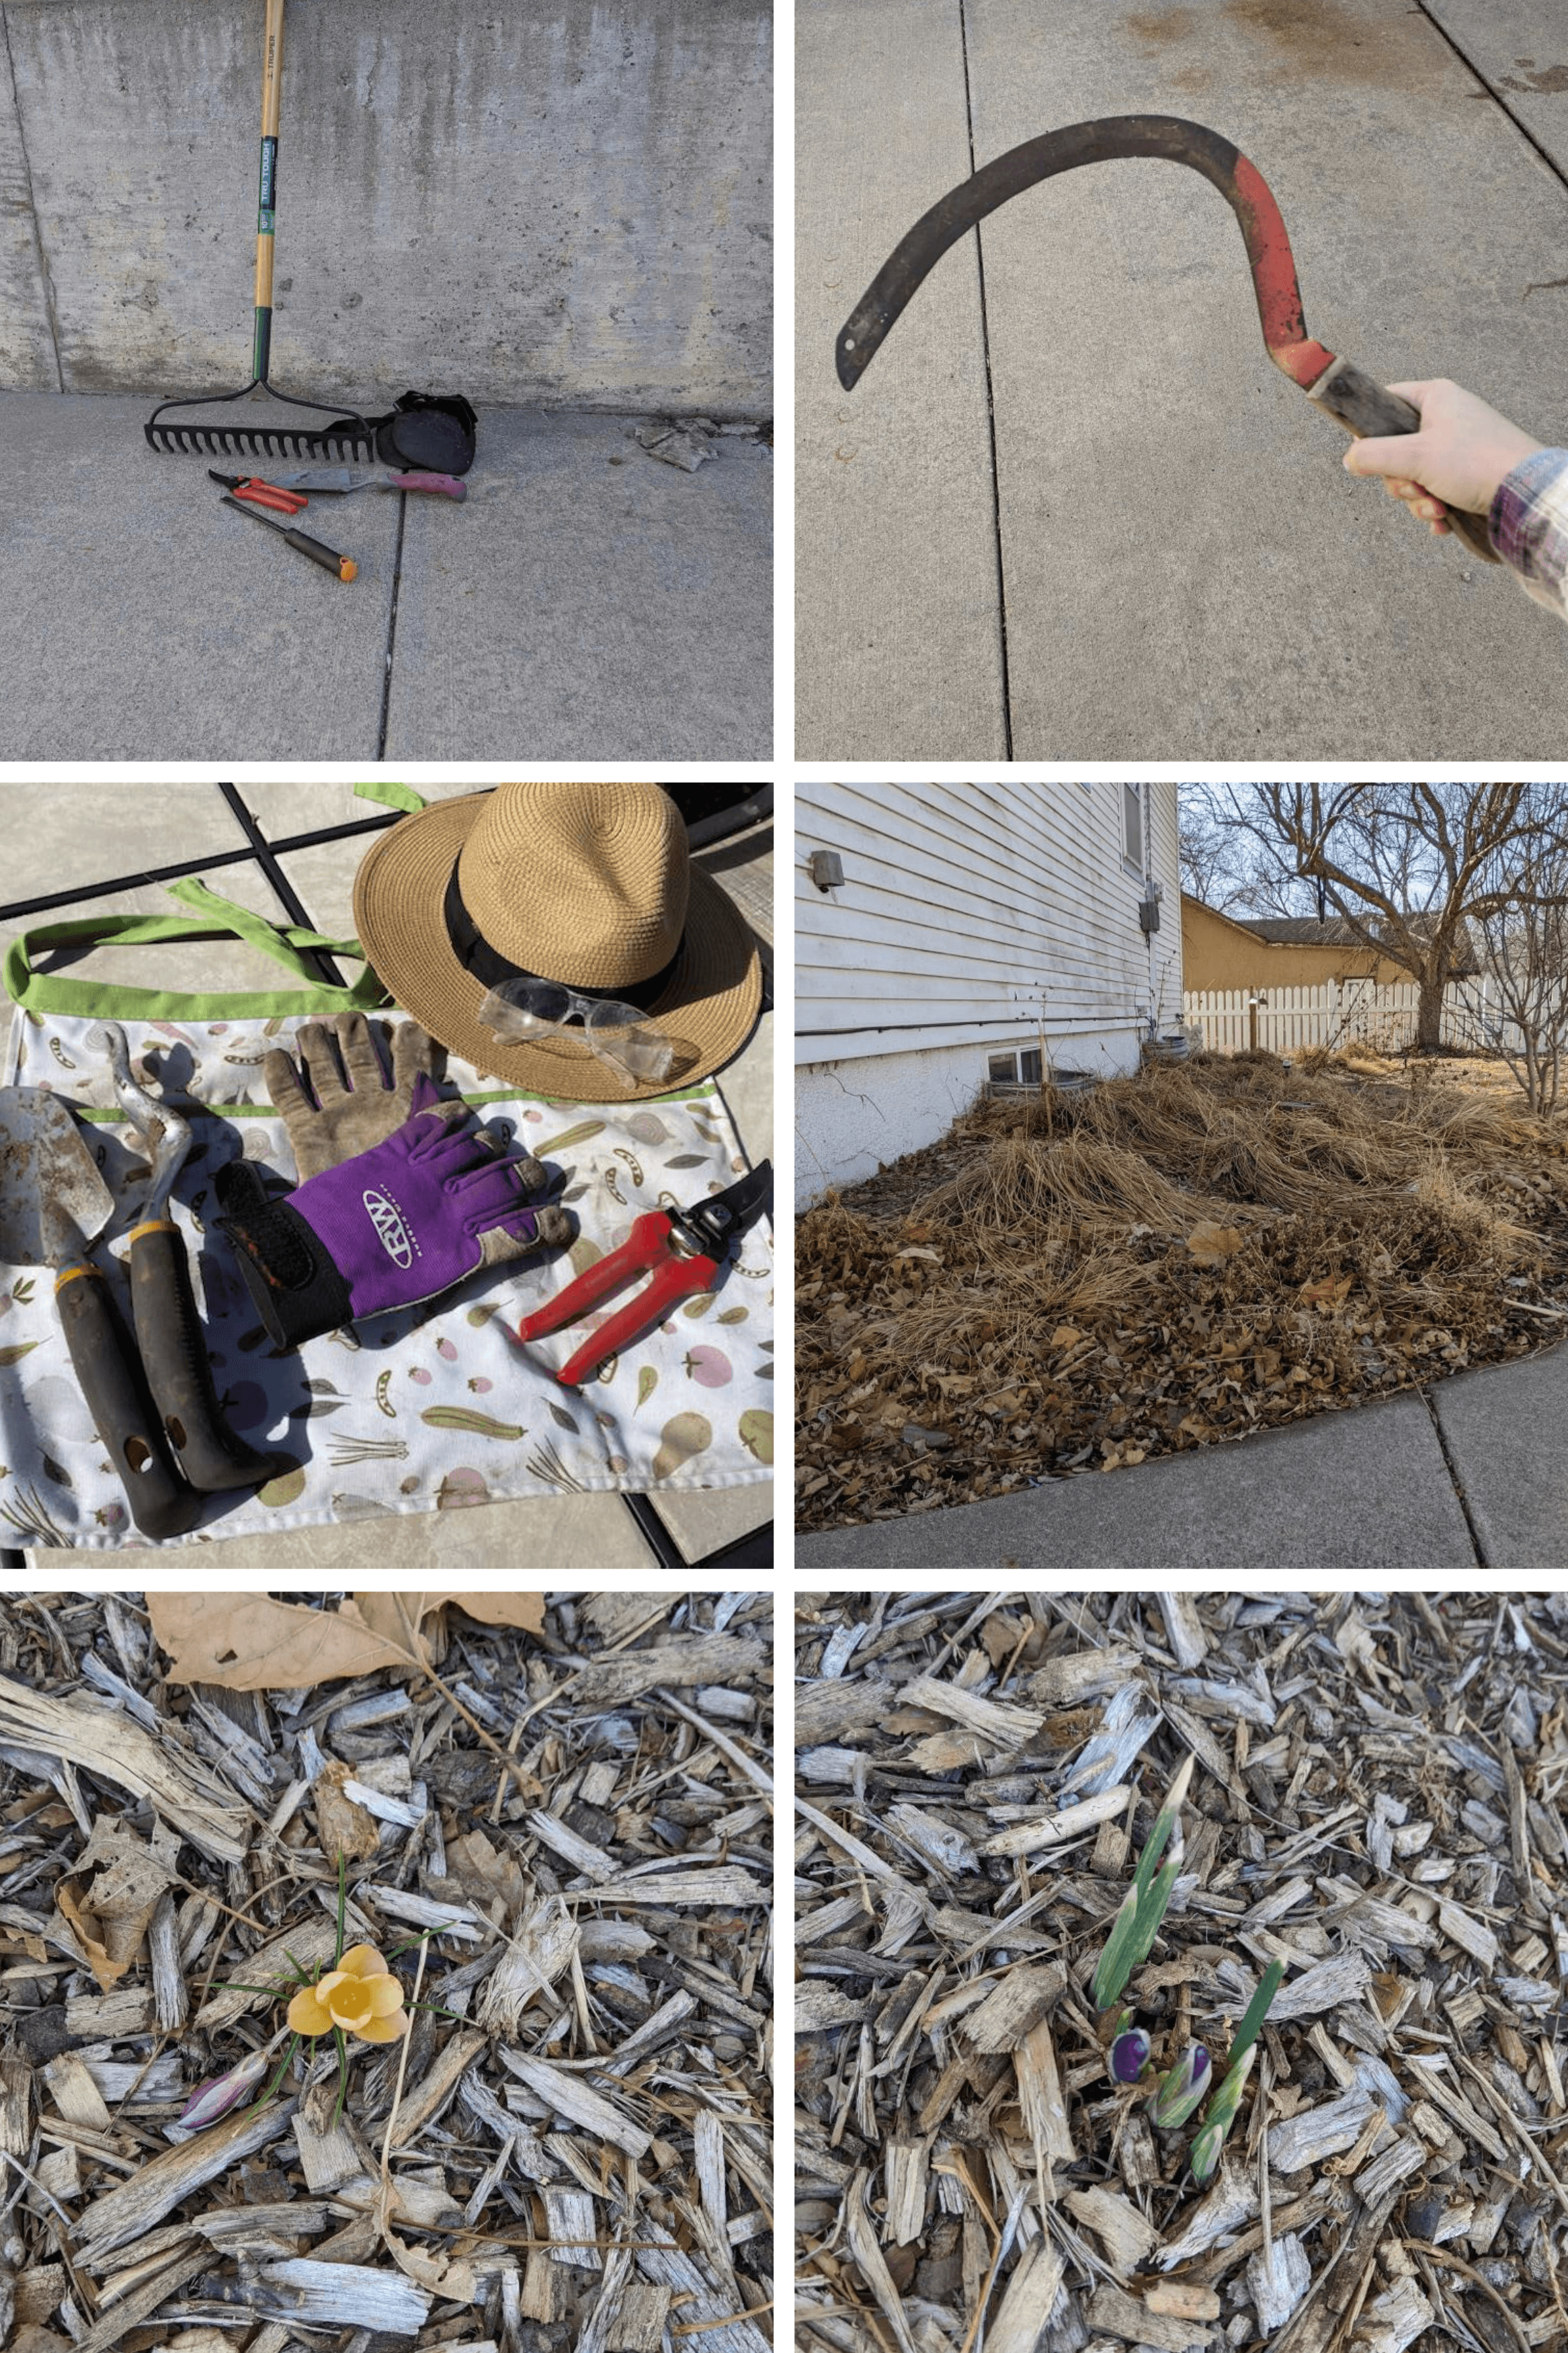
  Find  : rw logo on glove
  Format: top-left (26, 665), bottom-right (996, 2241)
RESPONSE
top-left (364, 1189), bottom-right (416, 1269)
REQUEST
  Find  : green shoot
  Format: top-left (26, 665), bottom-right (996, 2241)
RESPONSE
top-left (1190, 2042), bottom-right (1257, 2184)
top-left (1225, 1959), bottom-right (1284, 2079)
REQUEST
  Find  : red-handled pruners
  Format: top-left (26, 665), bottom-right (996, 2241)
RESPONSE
top-left (518, 1159), bottom-right (772, 1388)
top-left (208, 467), bottom-right (308, 514)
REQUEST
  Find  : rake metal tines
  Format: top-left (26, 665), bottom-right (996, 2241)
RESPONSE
top-left (144, 379), bottom-right (376, 463)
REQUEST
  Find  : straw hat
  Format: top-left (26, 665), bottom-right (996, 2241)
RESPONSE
top-left (352, 783), bottom-right (762, 1102)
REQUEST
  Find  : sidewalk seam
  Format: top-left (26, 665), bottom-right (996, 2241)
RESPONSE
top-left (374, 490), bottom-right (409, 762)
top-left (2, 7), bottom-right (65, 394)
top-left (1413, 4), bottom-right (1568, 200)
top-left (1419, 1383), bottom-right (1488, 1568)
top-left (958, 0), bottom-right (1014, 761)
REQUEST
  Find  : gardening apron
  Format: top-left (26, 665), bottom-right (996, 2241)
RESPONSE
top-left (0, 820), bottom-right (772, 1552)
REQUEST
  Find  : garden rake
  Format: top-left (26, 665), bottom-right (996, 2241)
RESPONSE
top-left (144, 0), bottom-right (376, 463)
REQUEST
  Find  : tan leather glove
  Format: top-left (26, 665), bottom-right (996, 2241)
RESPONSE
top-left (264, 1015), bottom-right (548, 1195)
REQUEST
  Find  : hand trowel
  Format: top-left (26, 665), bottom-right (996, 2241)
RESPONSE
top-left (0, 1088), bottom-right (200, 1542)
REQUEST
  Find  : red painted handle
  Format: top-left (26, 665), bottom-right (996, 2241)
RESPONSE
top-left (556, 1246), bottom-right (720, 1388)
top-left (517, 1213), bottom-right (673, 1341)
top-left (399, 472), bottom-right (467, 501)
top-left (239, 482), bottom-right (307, 512)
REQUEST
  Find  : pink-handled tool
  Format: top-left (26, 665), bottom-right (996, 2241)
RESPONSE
top-left (267, 467), bottom-right (468, 501)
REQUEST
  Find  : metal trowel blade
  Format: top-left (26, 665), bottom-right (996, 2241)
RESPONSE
top-left (0, 1088), bottom-right (115, 1267)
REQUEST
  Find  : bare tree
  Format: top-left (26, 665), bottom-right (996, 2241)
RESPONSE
top-left (1203, 785), bottom-right (1568, 1051)
top-left (1178, 797), bottom-right (1251, 910)
top-left (1464, 833), bottom-right (1568, 1112)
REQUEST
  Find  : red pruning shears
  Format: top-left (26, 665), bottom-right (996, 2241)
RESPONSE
top-left (518, 1159), bottom-right (772, 1388)
top-left (208, 467), bottom-right (308, 514)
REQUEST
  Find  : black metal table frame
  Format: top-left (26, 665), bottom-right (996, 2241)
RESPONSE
top-left (0, 783), bottom-right (774, 1572)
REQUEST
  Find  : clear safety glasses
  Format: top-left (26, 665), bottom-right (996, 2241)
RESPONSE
top-left (479, 976), bottom-right (675, 1090)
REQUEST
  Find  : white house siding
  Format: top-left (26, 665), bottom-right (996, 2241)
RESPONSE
top-left (795, 783), bottom-right (1182, 1204)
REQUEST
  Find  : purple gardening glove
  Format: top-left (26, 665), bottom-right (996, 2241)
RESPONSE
top-left (215, 1073), bottom-right (572, 1349)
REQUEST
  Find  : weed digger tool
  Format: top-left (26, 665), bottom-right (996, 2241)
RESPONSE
top-left (88, 1021), bottom-right (297, 1497)
top-left (837, 115), bottom-right (1499, 565)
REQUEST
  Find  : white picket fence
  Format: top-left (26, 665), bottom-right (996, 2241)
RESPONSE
top-left (1182, 978), bottom-right (1523, 1058)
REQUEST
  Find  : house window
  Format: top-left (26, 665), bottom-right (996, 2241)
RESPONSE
top-left (988, 1049), bottom-right (1044, 1084)
top-left (1123, 783), bottom-right (1145, 874)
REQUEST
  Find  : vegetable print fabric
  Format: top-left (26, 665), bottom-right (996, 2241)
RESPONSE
top-left (0, 1014), bottom-right (773, 1550)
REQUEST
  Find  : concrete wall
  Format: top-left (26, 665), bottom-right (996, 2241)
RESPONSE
top-left (795, 1025), bottom-right (1141, 1209)
top-left (0, 0), bottom-right (772, 413)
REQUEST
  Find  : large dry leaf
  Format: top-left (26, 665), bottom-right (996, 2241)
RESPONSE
top-left (1186, 1220), bottom-right (1245, 1267)
top-left (148, 1592), bottom-right (542, 1691)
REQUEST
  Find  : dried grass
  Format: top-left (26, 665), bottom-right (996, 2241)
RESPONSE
top-left (797, 1055), bottom-right (1568, 1530)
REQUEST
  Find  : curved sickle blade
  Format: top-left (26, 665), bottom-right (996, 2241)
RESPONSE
top-left (837, 114), bottom-right (1335, 393)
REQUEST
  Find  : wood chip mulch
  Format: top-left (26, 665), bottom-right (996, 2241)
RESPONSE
top-left (796, 1589), bottom-right (1568, 2353)
top-left (0, 1590), bottom-right (773, 2353)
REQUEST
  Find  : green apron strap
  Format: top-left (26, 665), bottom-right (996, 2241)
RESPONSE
top-left (5, 876), bottom-right (389, 1021)
top-left (355, 779), bottom-right (427, 814)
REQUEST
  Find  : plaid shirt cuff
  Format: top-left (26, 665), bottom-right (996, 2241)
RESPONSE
top-left (1489, 448), bottom-right (1568, 613)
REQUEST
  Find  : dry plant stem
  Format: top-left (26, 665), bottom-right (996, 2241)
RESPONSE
top-left (657, 1687), bottom-right (775, 1801)
top-left (1419, 2247), bottom-right (1532, 2353)
top-left (380, 1929), bottom-right (428, 2187)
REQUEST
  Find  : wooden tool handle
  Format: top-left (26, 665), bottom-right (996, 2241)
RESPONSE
top-left (1308, 358), bottom-right (1500, 565)
top-left (56, 1265), bottom-right (202, 1542)
top-left (253, 0), bottom-right (286, 377)
top-left (128, 1221), bottom-right (295, 1496)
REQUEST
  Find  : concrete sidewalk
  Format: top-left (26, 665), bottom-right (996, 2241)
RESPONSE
top-left (2, 396), bottom-right (771, 761)
top-left (798, 0), bottom-right (1568, 761)
top-left (796, 1341), bottom-right (1568, 1571)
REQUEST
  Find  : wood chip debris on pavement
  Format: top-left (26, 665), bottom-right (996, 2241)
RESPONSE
top-left (794, 1589), bottom-right (1568, 2353)
top-left (0, 1589), bottom-right (773, 2353)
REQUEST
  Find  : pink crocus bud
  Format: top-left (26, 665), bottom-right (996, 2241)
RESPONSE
top-left (179, 2046), bottom-right (270, 2130)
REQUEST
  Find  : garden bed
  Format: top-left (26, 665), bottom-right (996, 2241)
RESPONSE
top-left (797, 1053), bottom-right (1568, 1531)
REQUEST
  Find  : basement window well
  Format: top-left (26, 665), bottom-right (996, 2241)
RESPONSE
top-left (989, 1049), bottom-right (1043, 1084)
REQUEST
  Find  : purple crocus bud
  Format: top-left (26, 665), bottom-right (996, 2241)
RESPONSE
top-left (1149, 2044), bottom-right (1211, 2130)
top-left (179, 2046), bottom-right (270, 2130)
top-left (1109, 2028), bottom-right (1152, 2085)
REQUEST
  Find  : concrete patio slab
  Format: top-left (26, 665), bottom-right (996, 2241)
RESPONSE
top-left (798, 0), bottom-right (1568, 761)
top-left (1422, 1), bottom-right (1568, 177)
top-left (1432, 1337), bottom-right (1568, 1570)
top-left (971, 0), bottom-right (1568, 762)
top-left (796, 1389), bottom-right (1480, 1570)
top-left (198, 1488), bottom-right (664, 1574)
top-left (383, 412), bottom-right (772, 762)
top-left (796, 0), bottom-right (1008, 761)
top-left (3, 397), bottom-right (772, 762)
top-left (2, 393), bottom-right (398, 761)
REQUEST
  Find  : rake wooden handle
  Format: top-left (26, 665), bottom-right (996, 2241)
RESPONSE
top-left (253, 0), bottom-right (286, 381)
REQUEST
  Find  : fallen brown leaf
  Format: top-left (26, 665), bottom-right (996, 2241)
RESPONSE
top-left (1186, 1221), bottom-right (1245, 1267)
top-left (147, 1591), bottom-right (543, 1691)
